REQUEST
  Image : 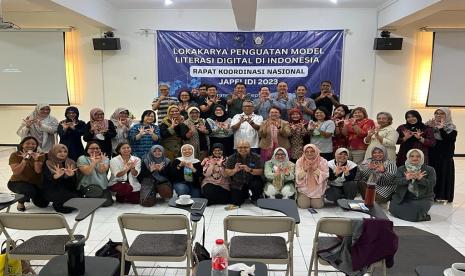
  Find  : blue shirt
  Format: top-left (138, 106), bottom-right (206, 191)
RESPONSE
top-left (129, 123), bottom-right (161, 158)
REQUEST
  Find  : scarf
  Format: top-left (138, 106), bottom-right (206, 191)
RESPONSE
top-left (404, 110), bottom-right (426, 131)
top-left (362, 145), bottom-right (388, 164)
top-left (270, 147), bottom-right (292, 190)
top-left (210, 105), bottom-right (228, 122)
top-left (296, 144), bottom-right (322, 192)
top-left (26, 104), bottom-right (58, 149)
top-left (45, 144), bottom-right (76, 174)
top-left (433, 107), bottom-right (457, 140)
top-left (63, 106), bottom-right (80, 123)
top-left (90, 108), bottom-right (109, 133)
top-left (162, 105), bottom-right (181, 128)
top-left (110, 107), bottom-right (133, 127)
top-left (288, 108), bottom-right (307, 125)
top-left (143, 145), bottom-right (170, 168)
top-left (405, 149), bottom-right (424, 197)
top-left (184, 107), bottom-right (208, 157)
top-left (329, 147), bottom-right (357, 170)
top-left (177, 144), bottom-right (200, 164)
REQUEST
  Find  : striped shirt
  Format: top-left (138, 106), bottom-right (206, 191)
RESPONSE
top-left (152, 96), bottom-right (179, 122)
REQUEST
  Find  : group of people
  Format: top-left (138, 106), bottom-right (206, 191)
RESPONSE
top-left (8, 80), bottom-right (457, 222)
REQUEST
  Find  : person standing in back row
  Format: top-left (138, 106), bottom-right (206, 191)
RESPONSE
top-left (152, 83), bottom-right (179, 122)
top-left (310, 80), bottom-right (340, 114)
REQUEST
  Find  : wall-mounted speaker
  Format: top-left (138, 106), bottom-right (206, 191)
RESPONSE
top-left (93, 38), bottom-right (121, 50)
top-left (373, 37), bottom-right (403, 50)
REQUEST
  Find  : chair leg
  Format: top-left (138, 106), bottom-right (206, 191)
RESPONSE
top-left (120, 256), bottom-right (125, 276)
top-left (308, 250), bottom-right (315, 276)
top-left (131, 261), bottom-right (139, 276)
top-left (186, 256), bottom-right (191, 276)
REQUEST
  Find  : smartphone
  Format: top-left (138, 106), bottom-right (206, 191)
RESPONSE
top-left (191, 202), bottom-right (205, 210)
top-left (308, 208), bottom-right (318, 214)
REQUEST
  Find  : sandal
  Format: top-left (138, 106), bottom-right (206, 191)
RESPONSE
top-left (17, 202), bottom-right (26, 212)
top-left (224, 204), bottom-right (239, 211)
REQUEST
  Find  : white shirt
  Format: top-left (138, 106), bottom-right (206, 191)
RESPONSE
top-left (231, 113), bottom-right (263, 149)
top-left (109, 155), bottom-right (142, 192)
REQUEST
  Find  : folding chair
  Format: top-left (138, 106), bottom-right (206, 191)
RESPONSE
top-left (0, 213), bottom-right (84, 275)
top-left (308, 217), bottom-right (386, 276)
top-left (223, 215), bottom-right (295, 276)
top-left (118, 213), bottom-right (192, 276)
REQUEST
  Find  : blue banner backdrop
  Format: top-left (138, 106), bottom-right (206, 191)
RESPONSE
top-left (157, 30), bottom-right (344, 98)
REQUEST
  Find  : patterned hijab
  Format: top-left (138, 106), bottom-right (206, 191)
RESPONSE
top-left (162, 105), bottom-right (181, 127)
top-left (186, 106), bottom-right (202, 124)
top-left (110, 107), bottom-right (132, 127)
top-left (90, 108), bottom-right (109, 130)
top-left (288, 108), bottom-right (306, 124)
top-left (405, 149), bottom-right (424, 196)
top-left (45, 144), bottom-right (76, 173)
top-left (270, 147), bottom-right (290, 167)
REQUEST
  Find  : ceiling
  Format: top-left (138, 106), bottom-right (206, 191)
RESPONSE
top-left (104, 0), bottom-right (388, 10)
top-left (2, 0), bottom-right (58, 12)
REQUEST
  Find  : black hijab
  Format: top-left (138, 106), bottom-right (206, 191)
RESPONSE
top-left (64, 106), bottom-right (80, 122)
top-left (404, 110), bottom-right (426, 131)
top-left (210, 105), bottom-right (228, 122)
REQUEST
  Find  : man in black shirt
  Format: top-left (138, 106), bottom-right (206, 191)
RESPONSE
top-left (310, 80), bottom-right (340, 114)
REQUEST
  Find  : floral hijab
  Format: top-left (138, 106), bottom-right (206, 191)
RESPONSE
top-left (288, 108), bottom-right (307, 125)
top-left (271, 147), bottom-right (290, 167)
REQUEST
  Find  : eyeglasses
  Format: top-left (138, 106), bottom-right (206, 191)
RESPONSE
top-left (94, 113), bottom-right (104, 116)
top-left (243, 105), bottom-right (254, 108)
top-left (88, 147), bottom-right (101, 150)
top-left (275, 153), bottom-right (286, 156)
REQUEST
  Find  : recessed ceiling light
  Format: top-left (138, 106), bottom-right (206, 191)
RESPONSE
top-left (330, 0), bottom-right (338, 3)
top-left (165, 0), bottom-right (173, 6)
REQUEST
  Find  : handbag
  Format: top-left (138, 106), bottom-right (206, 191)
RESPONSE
top-left (80, 184), bottom-right (104, 198)
top-left (95, 239), bottom-right (130, 276)
top-left (191, 213), bottom-right (210, 267)
top-left (0, 239), bottom-right (35, 276)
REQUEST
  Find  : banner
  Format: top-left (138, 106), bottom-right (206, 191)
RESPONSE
top-left (157, 30), bottom-right (344, 98)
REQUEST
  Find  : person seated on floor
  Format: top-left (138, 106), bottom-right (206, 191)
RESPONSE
top-left (8, 136), bottom-right (49, 212)
top-left (224, 140), bottom-right (264, 209)
top-left (138, 145), bottom-right (173, 207)
top-left (77, 141), bottom-right (114, 207)
top-left (295, 144), bottom-right (329, 209)
top-left (358, 145), bottom-right (397, 204)
top-left (389, 149), bottom-right (436, 222)
top-left (325, 147), bottom-right (358, 202)
top-left (201, 143), bottom-right (231, 206)
top-left (169, 144), bottom-right (203, 198)
top-left (264, 147), bottom-right (296, 199)
top-left (109, 142), bottom-right (141, 204)
top-left (42, 144), bottom-right (80, 213)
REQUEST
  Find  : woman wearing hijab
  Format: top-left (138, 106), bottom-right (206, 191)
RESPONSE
top-left (427, 107), bottom-right (457, 202)
top-left (201, 143), bottom-right (231, 205)
top-left (325, 148), bottom-right (358, 202)
top-left (264, 147), bottom-right (296, 199)
top-left (181, 107), bottom-right (212, 160)
top-left (129, 110), bottom-right (161, 158)
top-left (57, 106), bottom-right (86, 161)
top-left (206, 105), bottom-right (234, 156)
top-left (77, 141), bottom-right (113, 207)
top-left (83, 108), bottom-right (117, 158)
top-left (169, 144), bottom-right (203, 197)
top-left (110, 108), bottom-right (134, 156)
top-left (8, 136), bottom-right (48, 212)
top-left (358, 145), bottom-right (397, 204)
top-left (342, 107), bottom-right (375, 164)
top-left (42, 144), bottom-right (80, 213)
top-left (17, 104), bottom-right (58, 153)
top-left (139, 145), bottom-right (173, 207)
top-left (389, 149), bottom-right (436, 222)
top-left (364, 112), bottom-right (399, 161)
top-left (396, 110), bottom-right (435, 166)
top-left (259, 107), bottom-right (291, 162)
top-left (288, 108), bottom-right (309, 162)
top-left (295, 144), bottom-right (329, 209)
top-left (159, 106), bottom-right (188, 160)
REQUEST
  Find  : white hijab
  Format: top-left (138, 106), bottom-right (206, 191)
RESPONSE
top-left (177, 144), bottom-right (200, 163)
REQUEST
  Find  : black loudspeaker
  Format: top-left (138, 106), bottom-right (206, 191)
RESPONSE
top-left (373, 37), bottom-right (403, 50)
top-left (92, 38), bottom-right (121, 50)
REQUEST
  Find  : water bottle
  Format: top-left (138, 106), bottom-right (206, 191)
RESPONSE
top-left (211, 239), bottom-right (228, 276)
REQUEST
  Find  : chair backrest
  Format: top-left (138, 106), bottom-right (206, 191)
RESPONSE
top-left (0, 213), bottom-right (71, 231)
top-left (118, 213), bottom-right (189, 232)
top-left (315, 217), bottom-right (353, 237)
top-left (224, 215), bottom-right (295, 234)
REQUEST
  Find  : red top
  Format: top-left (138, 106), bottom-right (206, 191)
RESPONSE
top-left (345, 119), bottom-right (375, 150)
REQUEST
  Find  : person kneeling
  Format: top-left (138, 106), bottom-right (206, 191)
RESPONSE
top-left (170, 144), bottom-right (202, 198)
top-left (109, 143), bottom-right (141, 204)
top-left (295, 144), bottom-right (329, 209)
top-left (325, 148), bottom-right (358, 202)
top-left (264, 147), bottom-right (295, 199)
top-left (389, 149), bottom-right (436, 222)
top-left (201, 143), bottom-right (231, 205)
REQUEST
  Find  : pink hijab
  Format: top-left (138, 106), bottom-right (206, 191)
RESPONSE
top-left (90, 108), bottom-right (109, 132)
top-left (296, 144), bottom-right (328, 198)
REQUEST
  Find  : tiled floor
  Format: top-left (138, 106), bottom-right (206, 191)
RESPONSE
top-left (1, 146), bottom-right (465, 275)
